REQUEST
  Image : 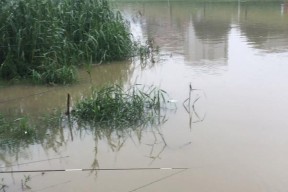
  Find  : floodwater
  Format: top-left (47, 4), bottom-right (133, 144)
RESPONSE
top-left (1, 1), bottom-right (288, 191)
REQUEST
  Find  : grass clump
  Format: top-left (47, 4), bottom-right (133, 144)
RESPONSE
top-left (73, 84), bottom-right (168, 128)
top-left (0, 0), bottom-right (135, 84)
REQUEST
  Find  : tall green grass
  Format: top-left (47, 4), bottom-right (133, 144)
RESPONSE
top-left (0, 0), bottom-right (136, 84)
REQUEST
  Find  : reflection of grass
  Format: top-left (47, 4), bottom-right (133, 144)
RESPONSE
top-left (36, 110), bottom-right (66, 152)
top-left (73, 84), bottom-right (169, 128)
top-left (79, 115), bottom-right (168, 171)
top-left (71, 84), bottom-right (170, 171)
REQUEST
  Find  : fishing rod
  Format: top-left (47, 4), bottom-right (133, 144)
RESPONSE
top-left (0, 167), bottom-right (188, 174)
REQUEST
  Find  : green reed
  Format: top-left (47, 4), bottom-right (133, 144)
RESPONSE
top-left (0, 0), bottom-right (135, 84)
top-left (73, 84), bottom-right (168, 128)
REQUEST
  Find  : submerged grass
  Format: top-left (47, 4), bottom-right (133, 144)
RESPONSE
top-left (73, 84), bottom-right (169, 128)
top-left (0, 114), bottom-right (37, 149)
top-left (0, 110), bottom-right (63, 153)
top-left (0, 0), bottom-right (137, 84)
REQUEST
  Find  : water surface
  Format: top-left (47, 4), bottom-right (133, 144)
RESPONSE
top-left (1, 1), bottom-right (288, 191)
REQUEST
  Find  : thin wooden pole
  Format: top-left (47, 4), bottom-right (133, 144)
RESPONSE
top-left (66, 93), bottom-right (70, 115)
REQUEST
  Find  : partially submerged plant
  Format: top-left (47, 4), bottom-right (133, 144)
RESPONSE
top-left (0, 178), bottom-right (8, 192)
top-left (73, 84), bottom-right (169, 128)
top-left (0, 114), bottom-right (37, 150)
top-left (136, 39), bottom-right (160, 67)
top-left (21, 175), bottom-right (31, 191)
top-left (0, 110), bottom-right (64, 155)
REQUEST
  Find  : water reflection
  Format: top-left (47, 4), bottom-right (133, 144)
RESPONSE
top-left (0, 111), bottom-right (66, 168)
top-left (282, 2), bottom-right (288, 15)
top-left (1, 1), bottom-right (288, 191)
top-left (238, 2), bottom-right (288, 52)
top-left (0, 109), bottom-right (169, 168)
top-left (0, 112), bottom-right (171, 190)
top-left (118, 1), bottom-right (288, 62)
top-left (186, 3), bottom-right (231, 62)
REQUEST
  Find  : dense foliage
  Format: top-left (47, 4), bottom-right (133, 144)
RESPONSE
top-left (0, 0), bottom-right (135, 84)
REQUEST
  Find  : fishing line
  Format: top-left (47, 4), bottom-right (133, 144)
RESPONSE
top-left (0, 156), bottom-right (70, 168)
top-left (128, 168), bottom-right (188, 192)
top-left (0, 167), bottom-right (188, 174)
top-left (32, 180), bottom-right (71, 192)
top-left (0, 90), bottom-right (51, 104)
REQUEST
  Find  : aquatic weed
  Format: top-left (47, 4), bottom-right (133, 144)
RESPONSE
top-left (0, 114), bottom-right (37, 151)
top-left (73, 84), bottom-right (169, 128)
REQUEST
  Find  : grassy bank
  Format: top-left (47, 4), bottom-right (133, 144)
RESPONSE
top-left (0, 0), bottom-right (136, 84)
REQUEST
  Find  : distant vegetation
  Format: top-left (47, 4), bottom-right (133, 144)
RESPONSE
top-left (0, 0), bottom-right (137, 84)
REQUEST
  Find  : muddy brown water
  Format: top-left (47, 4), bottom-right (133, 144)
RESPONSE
top-left (1, 1), bottom-right (288, 191)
